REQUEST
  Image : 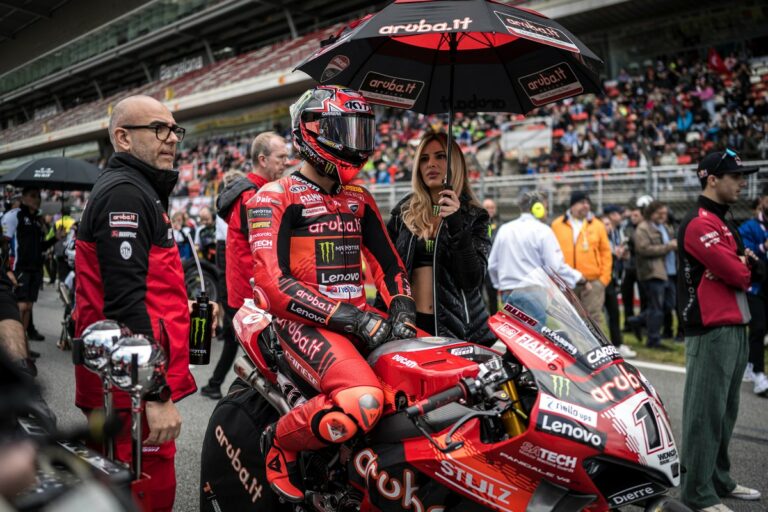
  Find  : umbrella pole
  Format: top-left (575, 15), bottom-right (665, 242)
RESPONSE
top-left (445, 32), bottom-right (458, 190)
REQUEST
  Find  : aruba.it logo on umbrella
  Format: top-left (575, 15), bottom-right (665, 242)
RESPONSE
top-left (377, 16), bottom-right (472, 35)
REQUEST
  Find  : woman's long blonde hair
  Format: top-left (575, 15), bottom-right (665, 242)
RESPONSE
top-left (401, 131), bottom-right (479, 240)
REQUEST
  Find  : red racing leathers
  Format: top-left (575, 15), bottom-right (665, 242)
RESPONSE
top-left (247, 171), bottom-right (411, 452)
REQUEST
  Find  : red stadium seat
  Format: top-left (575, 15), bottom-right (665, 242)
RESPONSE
top-left (677, 154), bottom-right (692, 165)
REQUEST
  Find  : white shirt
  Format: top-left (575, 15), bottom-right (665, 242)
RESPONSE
top-left (215, 215), bottom-right (228, 242)
top-left (568, 210), bottom-right (584, 244)
top-left (488, 213), bottom-right (583, 290)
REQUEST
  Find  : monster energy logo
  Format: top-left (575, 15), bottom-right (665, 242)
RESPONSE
top-left (319, 241), bottom-right (335, 263)
top-left (432, 205), bottom-right (441, 217)
top-left (425, 239), bottom-right (435, 254)
top-left (191, 316), bottom-right (208, 347)
top-left (551, 375), bottom-right (570, 397)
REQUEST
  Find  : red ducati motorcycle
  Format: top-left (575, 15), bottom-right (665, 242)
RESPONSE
top-left (231, 268), bottom-right (690, 511)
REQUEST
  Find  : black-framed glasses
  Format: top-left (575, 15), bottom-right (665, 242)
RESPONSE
top-left (121, 123), bottom-right (186, 142)
top-left (713, 148), bottom-right (738, 174)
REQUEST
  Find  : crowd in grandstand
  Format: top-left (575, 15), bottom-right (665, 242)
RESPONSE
top-left (162, 52), bottom-right (767, 197)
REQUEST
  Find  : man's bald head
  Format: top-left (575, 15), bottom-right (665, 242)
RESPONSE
top-left (108, 95), bottom-right (181, 170)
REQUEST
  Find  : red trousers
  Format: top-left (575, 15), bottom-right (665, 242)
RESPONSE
top-left (84, 409), bottom-right (176, 512)
top-left (271, 313), bottom-right (384, 451)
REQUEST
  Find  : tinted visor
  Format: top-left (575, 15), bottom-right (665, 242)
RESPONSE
top-left (316, 115), bottom-right (375, 152)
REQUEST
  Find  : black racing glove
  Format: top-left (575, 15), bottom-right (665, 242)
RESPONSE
top-left (388, 296), bottom-right (417, 340)
top-left (328, 302), bottom-right (392, 350)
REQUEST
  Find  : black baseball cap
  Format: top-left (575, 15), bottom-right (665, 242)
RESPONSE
top-left (696, 149), bottom-right (759, 180)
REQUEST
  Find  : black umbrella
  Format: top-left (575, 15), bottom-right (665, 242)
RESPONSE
top-left (297, 0), bottom-right (603, 184)
top-left (0, 157), bottom-right (101, 191)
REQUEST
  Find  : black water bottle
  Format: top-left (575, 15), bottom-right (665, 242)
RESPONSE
top-left (189, 292), bottom-right (212, 365)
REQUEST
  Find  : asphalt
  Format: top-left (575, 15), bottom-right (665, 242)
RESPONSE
top-left (25, 288), bottom-right (768, 511)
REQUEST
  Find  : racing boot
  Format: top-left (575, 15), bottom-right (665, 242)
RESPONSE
top-left (261, 423), bottom-right (304, 503)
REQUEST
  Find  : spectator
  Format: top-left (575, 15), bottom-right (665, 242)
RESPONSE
top-left (621, 204), bottom-right (644, 331)
top-left (200, 132), bottom-right (287, 400)
top-left (386, 131), bottom-right (493, 344)
top-left (171, 210), bottom-right (194, 261)
top-left (610, 145), bottom-right (630, 169)
top-left (194, 206), bottom-right (216, 263)
top-left (1, 187), bottom-right (60, 354)
top-left (603, 205), bottom-right (636, 358)
top-left (489, 191), bottom-right (584, 325)
top-left (678, 150), bottom-right (763, 511)
top-left (53, 206), bottom-right (76, 283)
top-left (628, 200), bottom-right (677, 348)
top-left (738, 186), bottom-right (768, 396)
top-left (551, 191), bottom-right (612, 325)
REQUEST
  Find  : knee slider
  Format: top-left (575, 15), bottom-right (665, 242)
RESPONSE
top-left (333, 385), bottom-right (384, 433)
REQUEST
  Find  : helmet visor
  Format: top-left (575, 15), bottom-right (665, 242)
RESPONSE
top-left (316, 115), bottom-right (375, 152)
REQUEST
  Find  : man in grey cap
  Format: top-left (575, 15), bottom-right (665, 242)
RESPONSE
top-left (678, 149), bottom-right (764, 511)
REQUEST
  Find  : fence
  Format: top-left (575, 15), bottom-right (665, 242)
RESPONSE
top-left (367, 160), bottom-right (768, 221)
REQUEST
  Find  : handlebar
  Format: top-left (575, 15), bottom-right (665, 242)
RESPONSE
top-left (404, 382), bottom-right (468, 418)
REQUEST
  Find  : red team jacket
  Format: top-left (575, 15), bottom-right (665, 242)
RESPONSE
top-left (677, 195), bottom-right (752, 335)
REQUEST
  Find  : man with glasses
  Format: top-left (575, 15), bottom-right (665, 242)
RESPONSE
top-left (74, 95), bottom-right (196, 511)
top-left (678, 149), bottom-right (764, 512)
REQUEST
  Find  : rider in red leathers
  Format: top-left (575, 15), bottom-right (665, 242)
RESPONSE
top-left (247, 86), bottom-right (417, 502)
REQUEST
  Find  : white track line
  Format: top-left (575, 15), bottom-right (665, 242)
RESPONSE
top-left (628, 360), bottom-right (686, 374)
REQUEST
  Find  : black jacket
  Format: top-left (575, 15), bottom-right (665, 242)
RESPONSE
top-left (386, 194), bottom-right (494, 345)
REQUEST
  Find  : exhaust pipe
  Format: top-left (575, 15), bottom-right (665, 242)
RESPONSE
top-left (234, 356), bottom-right (291, 415)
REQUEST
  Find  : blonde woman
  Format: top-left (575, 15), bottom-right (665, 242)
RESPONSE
top-left (386, 132), bottom-right (494, 345)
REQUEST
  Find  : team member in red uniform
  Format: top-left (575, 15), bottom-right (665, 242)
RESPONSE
top-left (75, 95), bottom-right (198, 511)
top-left (249, 86), bottom-right (416, 502)
top-left (200, 132), bottom-right (288, 399)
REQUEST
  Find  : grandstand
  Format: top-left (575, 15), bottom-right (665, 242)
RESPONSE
top-left (1, 0), bottom-right (767, 218)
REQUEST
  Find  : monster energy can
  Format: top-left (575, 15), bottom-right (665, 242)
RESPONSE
top-left (188, 292), bottom-right (212, 365)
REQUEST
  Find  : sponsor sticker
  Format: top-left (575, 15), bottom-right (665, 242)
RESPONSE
top-left (214, 425), bottom-right (264, 503)
top-left (494, 11), bottom-right (578, 52)
top-left (436, 458), bottom-right (516, 508)
top-left (300, 193), bottom-right (324, 205)
top-left (109, 212), bottom-right (139, 229)
top-left (392, 354), bottom-right (418, 368)
top-left (317, 269), bottom-right (361, 284)
top-left (119, 241), bottom-right (132, 260)
top-left (449, 346), bottom-right (474, 357)
top-left (518, 441), bottom-right (577, 472)
top-left (250, 221), bottom-right (271, 229)
top-left (359, 71), bottom-right (425, 109)
top-left (248, 207), bottom-right (272, 219)
top-left (318, 283), bottom-right (363, 299)
top-left (343, 185), bottom-right (364, 194)
top-left (517, 334), bottom-right (558, 364)
top-left (347, 200), bottom-right (359, 214)
top-left (549, 375), bottom-right (571, 397)
top-left (251, 239), bottom-right (273, 250)
top-left (289, 185), bottom-right (308, 193)
top-left (538, 393), bottom-right (598, 427)
top-left (495, 321), bottom-right (521, 340)
top-left (541, 326), bottom-right (578, 356)
top-left (607, 483), bottom-right (662, 507)
top-left (536, 413), bottom-right (606, 451)
top-left (343, 100), bottom-right (370, 113)
top-left (320, 55), bottom-right (350, 82)
top-left (302, 206), bottom-right (329, 217)
top-left (590, 364), bottom-right (643, 403)
top-left (518, 62), bottom-right (584, 107)
top-left (110, 230), bottom-right (137, 239)
top-left (33, 167), bottom-right (54, 178)
top-left (502, 303), bottom-right (537, 326)
top-left (584, 345), bottom-right (621, 370)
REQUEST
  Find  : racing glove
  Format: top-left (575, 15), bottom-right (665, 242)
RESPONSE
top-left (388, 295), bottom-right (417, 340)
top-left (328, 302), bottom-right (392, 350)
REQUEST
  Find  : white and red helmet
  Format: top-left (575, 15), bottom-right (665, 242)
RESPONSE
top-left (290, 85), bottom-right (375, 184)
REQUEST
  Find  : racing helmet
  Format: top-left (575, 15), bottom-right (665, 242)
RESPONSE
top-left (290, 85), bottom-right (375, 184)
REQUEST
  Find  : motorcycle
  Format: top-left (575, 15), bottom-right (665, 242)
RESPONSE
top-left (230, 268), bottom-right (689, 511)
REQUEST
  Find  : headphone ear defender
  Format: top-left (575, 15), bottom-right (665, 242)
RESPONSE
top-left (531, 201), bottom-right (546, 219)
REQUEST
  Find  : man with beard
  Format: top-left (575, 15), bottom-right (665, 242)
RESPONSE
top-left (75, 95), bottom-right (203, 511)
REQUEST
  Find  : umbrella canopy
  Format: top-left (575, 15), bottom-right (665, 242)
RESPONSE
top-left (0, 157), bottom-right (101, 191)
top-left (296, 0), bottom-right (603, 115)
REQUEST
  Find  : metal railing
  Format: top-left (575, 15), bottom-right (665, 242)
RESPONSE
top-left (367, 161), bottom-right (768, 221)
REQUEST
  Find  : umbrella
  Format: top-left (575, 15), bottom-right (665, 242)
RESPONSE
top-left (296, 0), bottom-right (603, 184)
top-left (0, 157), bottom-right (101, 191)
